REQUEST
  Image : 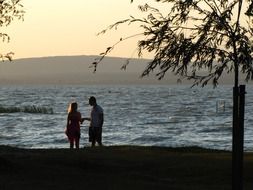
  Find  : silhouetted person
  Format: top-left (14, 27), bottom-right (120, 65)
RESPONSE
top-left (84, 96), bottom-right (104, 147)
top-left (65, 102), bottom-right (83, 149)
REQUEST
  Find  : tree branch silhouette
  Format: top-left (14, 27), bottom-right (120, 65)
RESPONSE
top-left (0, 0), bottom-right (25, 61)
top-left (94, 0), bottom-right (253, 87)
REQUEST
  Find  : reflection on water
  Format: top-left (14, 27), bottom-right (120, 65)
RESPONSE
top-left (0, 84), bottom-right (252, 151)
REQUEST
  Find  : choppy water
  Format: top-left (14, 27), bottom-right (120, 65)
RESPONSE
top-left (0, 84), bottom-right (252, 151)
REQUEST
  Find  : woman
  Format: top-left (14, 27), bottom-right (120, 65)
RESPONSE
top-left (65, 102), bottom-right (83, 149)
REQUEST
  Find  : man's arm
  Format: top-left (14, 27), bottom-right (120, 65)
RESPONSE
top-left (99, 113), bottom-right (104, 127)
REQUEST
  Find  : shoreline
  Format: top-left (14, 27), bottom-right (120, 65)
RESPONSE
top-left (1, 145), bottom-right (252, 190)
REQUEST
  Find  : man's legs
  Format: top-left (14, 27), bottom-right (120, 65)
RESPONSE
top-left (96, 127), bottom-right (103, 146)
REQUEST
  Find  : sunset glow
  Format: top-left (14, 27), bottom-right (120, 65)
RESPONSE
top-left (3, 0), bottom-right (151, 59)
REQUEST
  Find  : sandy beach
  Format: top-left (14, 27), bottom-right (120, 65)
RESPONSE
top-left (0, 145), bottom-right (252, 190)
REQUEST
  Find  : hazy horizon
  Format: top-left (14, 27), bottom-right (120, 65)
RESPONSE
top-left (0, 55), bottom-right (251, 86)
top-left (0, 55), bottom-right (177, 85)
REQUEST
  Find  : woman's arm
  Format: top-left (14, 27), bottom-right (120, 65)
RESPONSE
top-left (82, 117), bottom-right (91, 121)
top-left (66, 114), bottom-right (70, 127)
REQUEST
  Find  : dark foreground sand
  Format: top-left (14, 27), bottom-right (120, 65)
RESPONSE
top-left (0, 145), bottom-right (252, 190)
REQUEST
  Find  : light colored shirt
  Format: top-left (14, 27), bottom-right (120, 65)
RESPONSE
top-left (90, 104), bottom-right (103, 128)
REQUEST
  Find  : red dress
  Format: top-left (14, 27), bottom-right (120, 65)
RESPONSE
top-left (66, 112), bottom-right (81, 142)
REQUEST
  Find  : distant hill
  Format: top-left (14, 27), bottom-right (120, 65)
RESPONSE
top-left (0, 55), bottom-right (249, 85)
top-left (0, 55), bottom-right (175, 85)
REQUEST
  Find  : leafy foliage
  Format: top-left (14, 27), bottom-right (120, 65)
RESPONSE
top-left (95, 0), bottom-right (253, 87)
top-left (0, 0), bottom-right (24, 61)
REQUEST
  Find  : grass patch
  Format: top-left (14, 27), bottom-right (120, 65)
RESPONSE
top-left (0, 145), bottom-right (252, 190)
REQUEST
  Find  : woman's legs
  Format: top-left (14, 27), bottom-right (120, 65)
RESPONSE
top-left (69, 139), bottom-right (74, 149)
top-left (75, 138), bottom-right (80, 149)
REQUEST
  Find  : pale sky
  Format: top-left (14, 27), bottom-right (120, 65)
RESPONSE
top-left (3, 0), bottom-right (156, 59)
top-left (3, 1), bottom-right (248, 60)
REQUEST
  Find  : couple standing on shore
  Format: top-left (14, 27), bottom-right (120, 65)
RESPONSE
top-left (65, 96), bottom-right (104, 149)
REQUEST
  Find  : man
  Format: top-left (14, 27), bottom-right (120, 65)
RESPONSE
top-left (85, 96), bottom-right (104, 147)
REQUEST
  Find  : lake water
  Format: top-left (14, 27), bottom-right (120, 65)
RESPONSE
top-left (0, 84), bottom-right (252, 151)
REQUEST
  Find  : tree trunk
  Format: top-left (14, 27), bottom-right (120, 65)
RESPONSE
top-left (232, 64), bottom-right (244, 190)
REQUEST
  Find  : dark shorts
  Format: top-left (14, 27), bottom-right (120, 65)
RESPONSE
top-left (89, 127), bottom-right (102, 143)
